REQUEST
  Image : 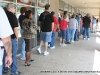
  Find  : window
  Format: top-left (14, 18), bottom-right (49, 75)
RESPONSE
top-left (17, 0), bottom-right (36, 6)
top-left (38, 0), bottom-right (49, 7)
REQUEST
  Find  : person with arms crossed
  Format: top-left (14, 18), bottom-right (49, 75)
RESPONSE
top-left (3, 3), bottom-right (21, 75)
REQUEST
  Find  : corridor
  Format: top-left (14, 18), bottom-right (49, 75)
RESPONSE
top-left (15, 33), bottom-right (99, 75)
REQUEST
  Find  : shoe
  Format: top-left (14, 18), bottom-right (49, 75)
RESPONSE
top-left (87, 38), bottom-right (90, 40)
top-left (29, 59), bottom-right (34, 62)
top-left (84, 38), bottom-right (86, 40)
top-left (25, 63), bottom-right (31, 66)
top-left (66, 42), bottom-right (71, 44)
top-left (3, 68), bottom-right (10, 74)
top-left (36, 48), bottom-right (41, 54)
top-left (44, 51), bottom-right (49, 56)
top-left (71, 41), bottom-right (74, 43)
top-left (60, 43), bottom-right (62, 46)
top-left (48, 44), bottom-right (50, 48)
top-left (62, 44), bottom-right (67, 46)
top-left (11, 71), bottom-right (21, 75)
top-left (50, 46), bottom-right (55, 49)
top-left (20, 58), bottom-right (25, 61)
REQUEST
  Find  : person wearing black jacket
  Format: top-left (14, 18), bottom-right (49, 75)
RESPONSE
top-left (83, 13), bottom-right (91, 40)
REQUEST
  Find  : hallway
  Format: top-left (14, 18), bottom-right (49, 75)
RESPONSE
top-left (13, 33), bottom-right (99, 75)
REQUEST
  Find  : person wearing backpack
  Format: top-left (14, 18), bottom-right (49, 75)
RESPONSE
top-left (37, 4), bottom-right (54, 56)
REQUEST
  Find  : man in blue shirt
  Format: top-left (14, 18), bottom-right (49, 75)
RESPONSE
top-left (74, 13), bottom-right (81, 41)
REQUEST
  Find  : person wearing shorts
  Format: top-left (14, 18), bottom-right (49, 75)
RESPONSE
top-left (59, 15), bottom-right (68, 46)
top-left (37, 4), bottom-right (54, 56)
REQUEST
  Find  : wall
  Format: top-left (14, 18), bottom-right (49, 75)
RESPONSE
top-left (50, 0), bottom-right (59, 17)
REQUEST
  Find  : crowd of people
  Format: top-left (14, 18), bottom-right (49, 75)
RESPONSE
top-left (0, 3), bottom-right (98, 75)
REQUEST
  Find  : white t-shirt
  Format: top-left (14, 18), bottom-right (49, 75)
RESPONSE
top-left (0, 7), bottom-right (13, 65)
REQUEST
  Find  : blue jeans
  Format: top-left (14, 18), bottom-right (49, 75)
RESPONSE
top-left (3, 50), bottom-right (9, 72)
top-left (69, 29), bottom-right (76, 41)
top-left (3, 38), bottom-right (18, 74)
top-left (66, 28), bottom-right (70, 42)
top-left (80, 26), bottom-right (83, 35)
top-left (49, 32), bottom-right (56, 47)
top-left (11, 38), bottom-right (18, 74)
top-left (20, 29), bottom-right (26, 59)
top-left (83, 27), bottom-right (90, 38)
top-left (74, 29), bottom-right (78, 40)
top-left (0, 65), bottom-right (2, 75)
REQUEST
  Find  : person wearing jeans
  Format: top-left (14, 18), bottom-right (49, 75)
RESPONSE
top-left (66, 27), bottom-right (71, 44)
top-left (69, 29), bottom-right (76, 42)
top-left (83, 13), bottom-right (91, 40)
top-left (69, 14), bottom-right (78, 42)
top-left (83, 27), bottom-right (90, 39)
top-left (3, 3), bottom-right (21, 75)
top-left (19, 7), bottom-right (27, 60)
top-left (49, 11), bottom-right (59, 49)
top-left (74, 29), bottom-right (78, 41)
top-left (20, 29), bottom-right (26, 60)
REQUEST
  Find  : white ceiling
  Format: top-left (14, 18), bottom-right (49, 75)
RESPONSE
top-left (63, 0), bottom-right (100, 18)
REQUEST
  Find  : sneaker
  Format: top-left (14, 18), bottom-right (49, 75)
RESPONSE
top-left (48, 44), bottom-right (50, 48)
top-left (84, 38), bottom-right (86, 40)
top-left (71, 41), bottom-right (74, 43)
top-left (36, 48), bottom-right (41, 54)
top-left (62, 44), bottom-right (67, 46)
top-left (60, 43), bottom-right (62, 46)
top-left (50, 46), bottom-right (55, 49)
top-left (3, 68), bottom-right (10, 74)
top-left (87, 38), bottom-right (90, 40)
top-left (44, 51), bottom-right (49, 56)
top-left (20, 58), bottom-right (26, 61)
top-left (11, 71), bottom-right (21, 75)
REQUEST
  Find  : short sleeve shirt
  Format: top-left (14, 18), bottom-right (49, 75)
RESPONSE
top-left (0, 7), bottom-right (13, 65)
top-left (60, 20), bottom-right (68, 30)
top-left (5, 10), bottom-right (18, 39)
top-left (39, 11), bottom-right (54, 32)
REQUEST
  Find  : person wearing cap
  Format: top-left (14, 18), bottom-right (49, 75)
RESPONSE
top-left (3, 3), bottom-right (21, 75)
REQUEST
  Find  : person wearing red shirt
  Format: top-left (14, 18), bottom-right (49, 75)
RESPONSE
top-left (59, 15), bottom-right (68, 46)
top-left (49, 11), bottom-right (59, 49)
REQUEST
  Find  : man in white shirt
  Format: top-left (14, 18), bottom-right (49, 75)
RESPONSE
top-left (0, 7), bottom-right (13, 75)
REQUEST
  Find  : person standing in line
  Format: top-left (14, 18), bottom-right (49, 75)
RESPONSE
top-left (92, 16), bottom-right (97, 33)
top-left (22, 10), bottom-right (38, 66)
top-left (59, 15), bottom-right (68, 46)
top-left (37, 4), bottom-right (54, 56)
top-left (75, 13), bottom-right (81, 41)
top-left (48, 11), bottom-right (59, 49)
top-left (0, 6), bottom-right (13, 75)
top-left (19, 7), bottom-right (27, 60)
top-left (83, 13), bottom-right (91, 40)
top-left (69, 15), bottom-right (78, 43)
top-left (80, 15), bottom-right (83, 35)
top-left (3, 3), bottom-right (21, 75)
top-left (63, 11), bottom-right (71, 44)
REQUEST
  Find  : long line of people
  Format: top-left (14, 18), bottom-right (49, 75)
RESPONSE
top-left (1, 3), bottom-right (97, 75)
